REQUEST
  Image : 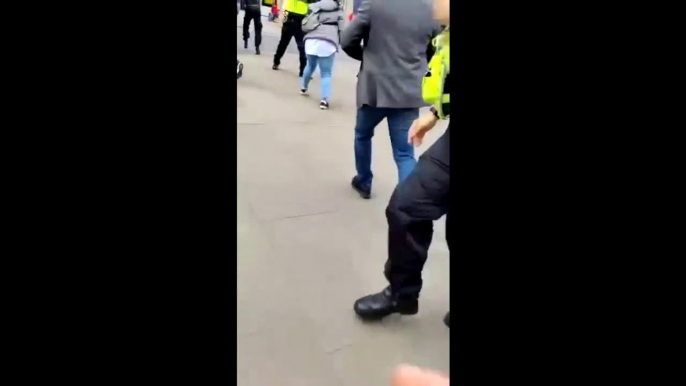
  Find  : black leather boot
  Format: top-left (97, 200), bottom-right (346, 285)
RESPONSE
top-left (444, 312), bottom-right (449, 328)
top-left (243, 39), bottom-right (248, 49)
top-left (255, 46), bottom-right (260, 55)
top-left (354, 286), bottom-right (418, 320)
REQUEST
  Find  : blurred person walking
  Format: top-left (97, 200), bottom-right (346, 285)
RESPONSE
top-left (352, 0), bottom-right (452, 327)
top-left (341, 0), bottom-right (440, 199)
top-left (242, 0), bottom-right (263, 55)
top-left (299, 0), bottom-right (345, 110)
top-left (237, 0), bottom-right (244, 79)
top-left (268, 1), bottom-right (280, 22)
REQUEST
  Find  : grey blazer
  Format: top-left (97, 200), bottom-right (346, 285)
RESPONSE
top-left (341, 0), bottom-right (439, 109)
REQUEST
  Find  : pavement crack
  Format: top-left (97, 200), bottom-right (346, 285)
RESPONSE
top-left (277, 210), bottom-right (339, 221)
top-left (324, 342), bottom-right (354, 355)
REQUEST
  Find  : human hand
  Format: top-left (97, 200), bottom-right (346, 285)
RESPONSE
top-left (408, 113), bottom-right (439, 147)
top-left (392, 365), bottom-right (449, 386)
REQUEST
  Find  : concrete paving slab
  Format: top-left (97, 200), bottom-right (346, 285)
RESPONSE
top-left (237, 29), bottom-right (451, 385)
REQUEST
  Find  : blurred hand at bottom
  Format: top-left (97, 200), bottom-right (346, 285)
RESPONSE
top-left (392, 365), bottom-right (449, 386)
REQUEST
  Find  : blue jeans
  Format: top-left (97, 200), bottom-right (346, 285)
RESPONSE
top-left (301, 54), bottom-right (335, 100)
top-left (354, 105), bottom-right (419, 190)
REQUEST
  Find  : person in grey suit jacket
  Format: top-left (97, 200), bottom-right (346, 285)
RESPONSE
top-left (341, 0), bottom-right (439, 199)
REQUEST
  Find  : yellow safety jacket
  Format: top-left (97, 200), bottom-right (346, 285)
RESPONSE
top-left (283, 0), bottom-right (309, 16)
top-left (422, 29), bottom-right (450, 119)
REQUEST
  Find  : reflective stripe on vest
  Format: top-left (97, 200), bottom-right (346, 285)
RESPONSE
top-left (422, 30), bottom-right (450, 119)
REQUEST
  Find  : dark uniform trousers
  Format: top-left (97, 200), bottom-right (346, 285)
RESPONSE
top-left (385, 126), bottom-right (451, 299)
top-left (243, 7), bottom-right (263, 47)
top-left (273, 12), bottom-right (307, 74)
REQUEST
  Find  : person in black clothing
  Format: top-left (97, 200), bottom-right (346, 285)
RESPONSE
top-left (243, 0), bottom-right (263, 55)
top-left (353, 117), bottom-right (451, 327)
top-left (272, 2), bottom-right (308, 77)
top-left (353, 0), bottom-right (452, 328)
top-left (238, 1), bottom-right (245, 78)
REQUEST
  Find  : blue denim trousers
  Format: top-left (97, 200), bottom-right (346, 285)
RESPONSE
top-left (301, 54), bottom-right (335, 101)
top-left (354, 105), bottom-right (419, 190)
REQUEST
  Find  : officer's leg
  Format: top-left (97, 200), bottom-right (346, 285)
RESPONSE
top-left (384, 128), bottom-right (450, 300)
top-left (273, 21), bottom-right (294, 67)
top-left (254, 12), bottom-right (263, 53)
top-left (242, 11), bottom-right (252, 48)
top-left (353, 129), bottom-right (450, 319)
top-left (292, 24), bottom-right (307, 76)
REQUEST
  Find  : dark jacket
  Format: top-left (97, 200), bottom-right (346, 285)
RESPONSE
top-left (244, 0), bottom-right (261, 11)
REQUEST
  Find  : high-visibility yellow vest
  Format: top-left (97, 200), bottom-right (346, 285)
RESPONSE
top-left (283, 0), bottom-right (309, 15)
top-left (422, 30), bottom-right (451, 119)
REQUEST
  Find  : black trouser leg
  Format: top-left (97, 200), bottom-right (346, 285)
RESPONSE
top-left (242, 11), bottom-right (252, 42)
top-left (274, 22), bottom-right (295, 66)
top-left (384, 128), bottom-right (451, 299)
top-left (253, 13), bottom-right (262, 47)
top-left (292, 24), bottom-right (306, 75)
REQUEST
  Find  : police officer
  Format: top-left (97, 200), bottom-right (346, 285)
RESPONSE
top-left (353, 0), bottom-right (452, 327)
top-left (272, 0), bottom-right (309, 76)
top-left (243, 0), bottom-right (263, 55)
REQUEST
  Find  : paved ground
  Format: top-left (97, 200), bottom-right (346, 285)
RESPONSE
top-left (237, 14), bottom-right (450, 385)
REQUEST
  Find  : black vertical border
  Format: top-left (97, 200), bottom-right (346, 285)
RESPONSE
top-left (25, 2), bottom-right (240, 383)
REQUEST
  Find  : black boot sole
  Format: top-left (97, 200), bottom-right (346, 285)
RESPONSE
top-left (354, 300), bottom-right (418, 320)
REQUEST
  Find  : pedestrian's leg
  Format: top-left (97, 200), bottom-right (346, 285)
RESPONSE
top-left (354, 106), bottom-right (386, 192)
top-left (242, 11), bottom-right (252, 48)
top-left (301, 55), bottom-right (318, 91)
top-left (293, 24), bottom-right (307, 76)
top-left (385, 129), bottom-right (450, 299)
top-left (273, 22), bottom-right (294, 67)
top-left (353, 129), bottom-right (451, 319)
top-left (318, 54), bottom-right (335, 101)
top-left (386, 108), bottom-right (419, 184)
top-left (253, 12), bottom-right (262, 53)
